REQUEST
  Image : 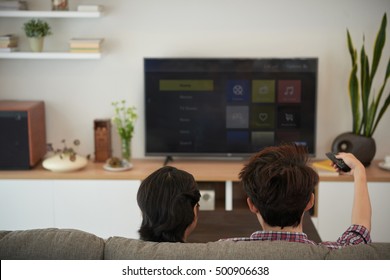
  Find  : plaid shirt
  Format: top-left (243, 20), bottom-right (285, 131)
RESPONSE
top-left (222, 224), bottom-right (371, 250)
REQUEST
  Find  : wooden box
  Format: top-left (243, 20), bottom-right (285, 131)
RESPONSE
top-left (94, 119), bottom-right (111, 162)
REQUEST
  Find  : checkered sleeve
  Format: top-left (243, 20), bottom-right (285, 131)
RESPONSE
top-left (336, 224), bottom-right (372, 245)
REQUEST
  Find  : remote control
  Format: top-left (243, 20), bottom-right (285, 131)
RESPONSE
top-left (326, 152), bottom-right (351, 172)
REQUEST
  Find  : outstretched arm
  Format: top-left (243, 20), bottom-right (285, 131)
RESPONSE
top-left (334, 153), bottom-right (371, 231)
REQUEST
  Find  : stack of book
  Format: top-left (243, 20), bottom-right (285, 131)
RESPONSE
top-left (77, 5), bottom-right (103, 12)
top-left (0, 0), bottom-right (28, 10)
top-left (0, 34), bottom-right (18, 52)
top-left (69, 38), bottom-right (104, 53)
top-left (312, 159), bottom-right (339, 176)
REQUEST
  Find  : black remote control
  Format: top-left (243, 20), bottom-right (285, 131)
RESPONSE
top-left (326, 152), bottom-right (351, 172)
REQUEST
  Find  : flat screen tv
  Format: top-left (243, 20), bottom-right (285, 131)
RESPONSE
top-left (144, 58), bottom-right (317, 159)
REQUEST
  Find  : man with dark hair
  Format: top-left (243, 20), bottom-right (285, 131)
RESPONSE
top-left (223, 144), bottom-right (371, 249)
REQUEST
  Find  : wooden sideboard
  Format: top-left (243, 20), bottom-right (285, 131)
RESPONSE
top-left (1, 158), bottom-right (389, 182)
top-left (1, 158), bottom-right (389, 241)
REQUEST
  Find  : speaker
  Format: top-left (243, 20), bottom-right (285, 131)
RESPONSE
top-left (0, 101), bottom-right (46, 170)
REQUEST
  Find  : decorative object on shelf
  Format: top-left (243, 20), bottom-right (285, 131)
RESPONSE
top-left (51, 0), bottom-right (68, 11)
top-left (0, 34), bottom-right (18, 52)
top-left (77, 5), bottom-right (103, 12)
top-left (103, 157), bottom-right (133, 172)
top-left (69, 37), bottom-right (104, 53)
top-left (0, 0), bottom-right (27, 11)
top-left (332, 13), bottom-right (390, 166)
top-left (94, 119), bottom-right (112, 162)
top-left (111, 100), bottom-right (138, 164)
top-left (22, 19), bottom-right (52, 52)
top-left (42, 139), bottom-right (90, 172)
top-left (378, 155), bottom-right (390, 171)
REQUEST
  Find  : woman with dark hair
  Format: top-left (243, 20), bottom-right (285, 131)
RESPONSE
top-left (137, 166), bottom-right (201, 242)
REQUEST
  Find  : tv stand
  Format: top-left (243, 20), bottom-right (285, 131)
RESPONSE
top-left (163, 156), bottom-right (174, 166)
top-left (1, 159), bottom-right (389, 242)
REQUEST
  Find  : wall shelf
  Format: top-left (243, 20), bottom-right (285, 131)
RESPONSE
top-left (0, 10), bottom-right (102, 18)
top-left (0, 51), bottom-right (102, 60)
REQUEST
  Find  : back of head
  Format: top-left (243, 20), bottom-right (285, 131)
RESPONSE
top-left (240, 144), bottom-right (319, 228)
top-left (137, 166), bottom-right (200, 242)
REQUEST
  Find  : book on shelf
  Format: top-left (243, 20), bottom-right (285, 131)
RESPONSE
top-left (77, 5), bottom-right (103, 12)
top-left (0, 34), bottom-right (18, 48)
top-left (69, 48), bottom-right (101, 53)
top-left (0, 0), bottom-right (28, 10)
top-left (69, 38), bottom-right (104, 44)
top-left (0, 47), bottom-right (18, 52)
top-left (312, 159), bottom-right (339, 176)
top-left (69, 42), bottom-right (101, 48)
top-left (69, 38), bottom-right (104, 53)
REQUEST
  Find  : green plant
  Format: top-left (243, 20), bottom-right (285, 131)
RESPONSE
top-left (347, 13), bottom-right (390, 137)
top-left (111, 100), bottom-right (138, 141)
top-left (112, 100), bottom-right (138, 161)
top-left (23, 19), bottom-right (52, 38)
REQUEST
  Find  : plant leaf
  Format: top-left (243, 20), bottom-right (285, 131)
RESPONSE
top-left (370, 58), bottom-right (390, 135)
top-left (349, 63), bottom-right (360, 134)
top-left (371, 13), bottom-right (387, 81)
top-left (365, 99), bottom-right (376, 136)
top-left (360, 44), bottom-right (371, 133)
top-left (347, 29), bottom-right (357, 66)
top-left (371, 91), bottom-right (390, 135)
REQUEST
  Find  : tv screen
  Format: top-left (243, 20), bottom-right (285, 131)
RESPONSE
top-left (145, 58), bottom-right (317, 158)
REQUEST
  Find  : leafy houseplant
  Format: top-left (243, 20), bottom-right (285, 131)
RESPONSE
top-left (112, 100), bottom-right (138, 162)
top-left (333, 13), bottom-right (389, 165)
top-left (347, 13), bottom-right (390, 137)
top-left (22, 19), bottom-right (52, 52)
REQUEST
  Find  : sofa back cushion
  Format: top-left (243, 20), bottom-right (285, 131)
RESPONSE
top-left (105, 237), bottom-right (329, 259)
top-left (325, 243), bottom-right (390, 260)
top-left (0, 228), bottom-right (104, 260)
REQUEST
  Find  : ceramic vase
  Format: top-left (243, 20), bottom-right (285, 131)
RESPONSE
top-left (331, 132), bottom-right (376, 166)
top-left (42, 154), bottom-right (88, 172)
top-left (28, 37), bottom-right (44, 52)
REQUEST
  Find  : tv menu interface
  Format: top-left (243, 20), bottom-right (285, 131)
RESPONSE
top-left (145, 58), bottom-right (317, 156)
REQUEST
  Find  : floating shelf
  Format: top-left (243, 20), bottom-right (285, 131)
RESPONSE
top-left (0, 52), bottom-right (102, 60)
top-left (0, 10), bottom-right (102, 18)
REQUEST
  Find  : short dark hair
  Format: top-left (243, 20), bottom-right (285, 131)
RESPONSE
top-left (240, 144), bottom-right (319, 228)
top-left (137, 166), bottom-right (200, 242)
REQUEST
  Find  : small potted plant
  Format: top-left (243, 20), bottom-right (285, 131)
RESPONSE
top-left (111, 100), bottom-right (138, 165)
top-left (22, 19), bottom-right (52, 52)
top-left (332, 13), bottom-right (390, 165)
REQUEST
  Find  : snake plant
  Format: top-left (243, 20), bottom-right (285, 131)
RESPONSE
top-left (347, 13), bottom-right (390, 137)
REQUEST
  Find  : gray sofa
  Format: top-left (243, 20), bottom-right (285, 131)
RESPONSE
top-left (1, 228), bottom-right (390, 260)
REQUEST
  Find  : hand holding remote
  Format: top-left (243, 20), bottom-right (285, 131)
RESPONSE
top-left (326, 152), bottom-right (351, 172)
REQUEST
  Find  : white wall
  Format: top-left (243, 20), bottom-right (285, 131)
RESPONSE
top-left (1, 0), bottom-right (389, 160)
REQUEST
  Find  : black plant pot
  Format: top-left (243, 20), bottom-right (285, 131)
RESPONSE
top-left (331, 132), bottom-right (376, 166)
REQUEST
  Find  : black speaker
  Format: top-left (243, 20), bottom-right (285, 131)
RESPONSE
top-left (0, 101), bottom-right (46, 170)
